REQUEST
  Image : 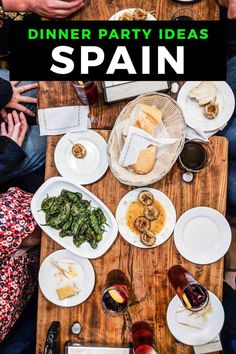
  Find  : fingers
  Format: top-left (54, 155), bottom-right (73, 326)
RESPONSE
top-left (12, 110), bottom-right (20, 124)
top-left (18, 112), bottom-right (28, 147)
top-left (11, 81), bottom-right (20, 87)
top-left (0, 108), bottom-right (8, 121)
top-left (11, 122), bottom-right (21, 146)
top-left (17, 82), bottom-right (39, 94)
top-left (52, 3), bottom-right (84, 18)
top-left (7, 113), bottom-right (14, 136)
top-left (15, 103), bottom-right (36, 117)
top-left (1, 122), bottom-right (7, 136)
top-left (54, 0), bottom-right (84, 9)
top-left (228, 0), bottom-right (236, 18)
top-left (18, 95), bottom-right (38, 104)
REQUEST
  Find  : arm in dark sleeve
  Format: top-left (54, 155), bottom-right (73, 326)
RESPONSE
top-left (0, 136), bottom-right (26, 182)
top-left (0, 78), bottom-right (13, 110)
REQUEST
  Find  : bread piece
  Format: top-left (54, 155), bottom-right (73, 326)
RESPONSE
top-left (132, 145), bottom-right (157, 174)
top-left (123, 104), bottom-right (162, 141)
top-left (189, 81), bottom-right (217, 106)
top-left (139, 104), bottom-right (162, 124)
top-left (56, 285), bottom-right (77, 300)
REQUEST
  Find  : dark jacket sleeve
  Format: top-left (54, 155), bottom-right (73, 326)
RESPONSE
top-left (0, 78), bottom-right (13, 110)
top-left (0, 136), bottom-right (26, 182)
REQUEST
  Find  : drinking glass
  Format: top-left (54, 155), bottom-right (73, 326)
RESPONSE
top-left (71, 81), bottom-right (99, 106)
top-left (179, 140), bottom-right (212, 173)
top-left (101, 269), bottom-right (129, 316)
top-left (132, 321), bottom-right (159, 354)
top-left (168, 265), bottom-right (209, 312)
top-left (171, 8), bottom-right (199, 20)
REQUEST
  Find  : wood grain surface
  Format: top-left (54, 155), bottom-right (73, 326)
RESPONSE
top-left (36, 132), bottom-right (228, 354)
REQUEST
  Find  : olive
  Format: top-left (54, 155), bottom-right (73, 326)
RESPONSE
top-left (140, 231), bottom-right (156, 247)
top-left (144, 206), bottom-right (159, 221)
top-left (138, 191), bottom-right (154, 206)
top-left (134, 216), bottom-right (150, 232)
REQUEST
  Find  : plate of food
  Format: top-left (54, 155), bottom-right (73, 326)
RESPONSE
top-left (31, 177), bottom-right (118, 259)
top-left (54, 130), bottom-right (108, 185)
top-left (116, 188), bottom-right (176, 248)
top-left (39, 250), bottom-right (95, 307)
top-left (107, 92), bottom-right (186, 186)
top-left (167, 292), bottom-right (224, 345)
top-left (177, 81), bottom-right (235, 132)
top-left (109, 8), bottom-right (156, 21)
top-left (174, 207), bottom-right (232, 265)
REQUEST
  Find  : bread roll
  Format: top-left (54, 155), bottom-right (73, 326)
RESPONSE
top-left (189, 81), bottom-right (217, 106)
top-left (132, 145), bottom-right (157, 174)
top-left (139, 104), bottom-right (162, 124)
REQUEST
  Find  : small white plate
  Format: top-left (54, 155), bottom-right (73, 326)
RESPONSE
top-left (116, 188), bottom-right (176, 248)
top-left (174, 207), bottom-right (232, 264)
top-left (31, 177), bottom-right (118, 259)
top-left (39, 250), bottom-right (95, 307)
top-left (167, 292), bottom-right (225, 346)
top-left (109, 8), bottom-right (157, 21)
top-left (54, 130), bottom-right (108, 185)
top-left (177, 81), bottom-right (235, 132)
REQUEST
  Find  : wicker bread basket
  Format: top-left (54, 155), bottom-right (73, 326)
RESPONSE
top-left (107, 92), bottom-right (186, 186)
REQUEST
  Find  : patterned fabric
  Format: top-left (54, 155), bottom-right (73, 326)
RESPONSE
top-left (0, 187), bottom-right (38, 343)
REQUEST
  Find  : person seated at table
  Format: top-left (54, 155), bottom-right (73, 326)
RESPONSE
top-left (219, 0), bottom-right (236, 18)
top-left (0, 73), bottom-right (46, 186)
top-left (1, 0), bottom-right (85, 19)
top-left (218, 57), bottom-right (236, 213)
top-left (0, 186), bottom-right (40, 344)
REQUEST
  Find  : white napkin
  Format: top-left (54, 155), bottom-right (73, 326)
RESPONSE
top-left (186, 123), bottom-right (227, 141)
top-left (119, 126), bottom-right (176, 167)
top-left (38, 106), bottom-right (90, 136)
top-left (175, 306), bottom-right (211, 329)
top-left (194, 335), bottom-right (222, 354)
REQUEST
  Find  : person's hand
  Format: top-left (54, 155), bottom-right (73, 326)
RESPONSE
top-left (1, 111), bottom-right (28, 147)
top-left (2, 81), bottom-right (38, 118)
top-left (218, 0), bottom-right (236, 18)
top-left (2, 0), bottom-right (84, 19)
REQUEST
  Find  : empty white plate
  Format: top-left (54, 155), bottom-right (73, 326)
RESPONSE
top-left (177, 81), bottom-right (235, 132)
top-left (55, 130), bottom-right (108, 185)
top-left (167, 292), bottom-right (224, 346)
top-left (174, 207), bottom-right (231, 264)
top-left (39, 250), bottom-right (95, 307)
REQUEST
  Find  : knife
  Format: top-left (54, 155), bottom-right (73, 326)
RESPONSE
top-left (44, 321), bottom-right (60, 354)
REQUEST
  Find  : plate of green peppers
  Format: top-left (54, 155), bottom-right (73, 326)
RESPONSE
top-left (31, 177), bottom-right (118, 259)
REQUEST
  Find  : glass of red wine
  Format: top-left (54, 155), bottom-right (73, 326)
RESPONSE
top-left (168, 265), bottom-right (209, 312)
top-left (179, 140), bottom-right (212, 173)
top-left (132, 321), bottom-right (159, 354)
top-left (101, 269), bottom-right (129, 316)
top-left (71, 80), bottom-right (99, 106)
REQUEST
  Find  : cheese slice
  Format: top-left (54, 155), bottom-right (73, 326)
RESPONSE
top-left (56, 285), bottom-right (77, 300)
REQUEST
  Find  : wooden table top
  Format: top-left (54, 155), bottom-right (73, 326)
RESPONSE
top-left (36, 130), bottom-right (228, 354)
top-left (37, 1), bottom-right (222, 353)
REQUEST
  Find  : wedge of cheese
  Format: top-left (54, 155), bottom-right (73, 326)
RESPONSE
top-left (56, 285), bottom-right (77, 300)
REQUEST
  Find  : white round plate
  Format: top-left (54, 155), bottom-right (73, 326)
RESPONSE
top-left (109, 8), bottom-right (156, 21)
top-left (116, 188), bottom-right (176, 248)
top-left (177, 81), bottom-right (235, 132)
top-left (54, 130), bottom-right (108, 185)
top-left (174, 207), bottom-right (232, 264)
top-left (39, 250), bottom-right (95, 307)
top-left (167, 292), bottom-right (225, 346)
